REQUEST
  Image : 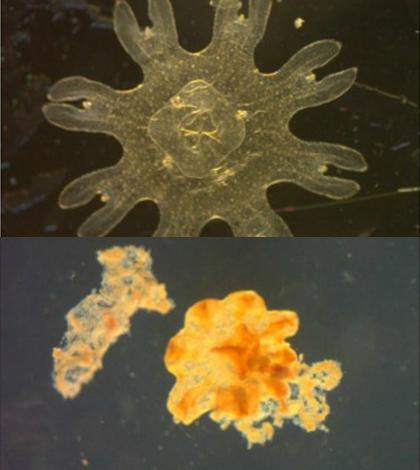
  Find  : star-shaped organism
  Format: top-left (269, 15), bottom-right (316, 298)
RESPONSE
top-left (43, 0), bottom-right (367, 236)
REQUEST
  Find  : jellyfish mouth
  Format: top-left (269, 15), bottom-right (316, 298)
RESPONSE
top-left (148, 79), bottom-right (246, 178)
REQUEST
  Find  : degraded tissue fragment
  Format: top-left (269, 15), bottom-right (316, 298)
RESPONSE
top-left (53, 246), bottom-right (173, 399)
top-left (43, 0), bottom-right (367, 237)
top-left (165, 291), bottom-right (343, 448)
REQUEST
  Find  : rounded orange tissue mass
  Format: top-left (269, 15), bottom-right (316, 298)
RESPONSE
top-left (164, 291), bottom-right (342, 448)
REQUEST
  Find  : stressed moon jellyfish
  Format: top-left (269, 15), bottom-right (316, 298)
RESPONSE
top-left (165, 291), bottom-right (343, 447)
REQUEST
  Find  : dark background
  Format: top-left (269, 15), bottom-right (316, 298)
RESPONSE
top-left (1, 238), bottom-right (419, 469)
top-left (1, 0), bottom-right (419, 236)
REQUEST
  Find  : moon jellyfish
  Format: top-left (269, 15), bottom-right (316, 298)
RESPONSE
top-left (43, 0), bottom-right (367, 236)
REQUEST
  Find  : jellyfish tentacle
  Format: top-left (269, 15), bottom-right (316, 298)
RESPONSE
top-left (296, 172), bottom-right (361, 199)
top-left (77, 197), bottom-right (136, 237)
top-left (115, 0), bottom-right (183, 70)
top-left (210, 0), bottom-right (271, 53)
top-left (293, 68), bottom-right (358, 110)
top-left (42, 76), bottom-right (122, 134)
top-left (42, 77), bottom-right (127, 137)
top-left (323, 145), bottom-right (367, 172)
top-left (290, 140), bottom-right (367, 172)
top-left (114, 0), bottom-right (148, 66)
top-left (278, 40), bottom-right (342, 81)
top-left (148, 0), bottom-right (179, 49)
top-left (247, 0), bottom-right (272, 48)
top-left (42, 102), bottom-right (118, 135)
top-left (46, 76), bottom-right (117, 103)
top-left (59, 168), bottom-right (115, 208)
top-left (278, 137), bottom-right (365, 198)
top-left (211, 0), bottom-right (241, 42)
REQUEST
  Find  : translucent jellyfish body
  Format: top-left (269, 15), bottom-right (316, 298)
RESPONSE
top-left (43, 0), bottom-right (367, 236)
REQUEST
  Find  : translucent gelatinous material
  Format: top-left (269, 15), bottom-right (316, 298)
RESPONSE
top-left (53, 246), bottom-right (174, 399)
top-left (165, 291), bottom-right (342, 448)
top-left (43, 0), bottom-right (367, 237)
top-left (148, 79), bottom-right (246, 178)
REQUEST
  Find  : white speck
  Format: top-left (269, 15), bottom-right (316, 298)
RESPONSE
top-left (294, 17), bottom-right (305, 29)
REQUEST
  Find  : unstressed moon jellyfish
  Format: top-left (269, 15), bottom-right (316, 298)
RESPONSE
top-left (165, 291), bottom-right (342, 448)
top-left (43, 0), bottom-right (367, 236)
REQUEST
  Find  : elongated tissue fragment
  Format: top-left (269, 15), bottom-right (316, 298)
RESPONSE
top-left (53, 246), bottom-right (174, 399)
